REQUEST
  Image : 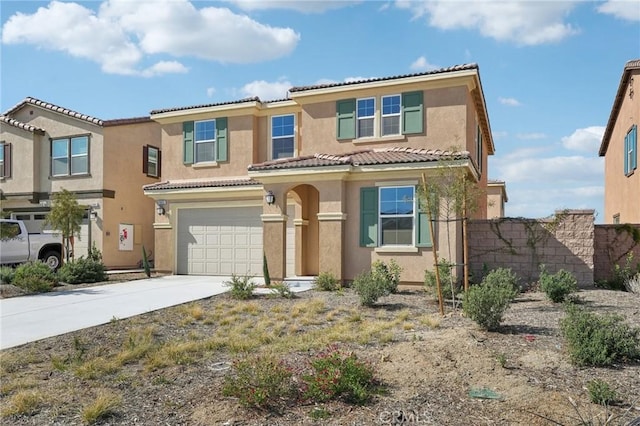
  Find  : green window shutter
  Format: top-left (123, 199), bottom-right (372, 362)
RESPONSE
top-left (360, 187), bottom-right (378, 247)
top-left (402, 91), bottom-right (424, 134)
top-left (183, 121), bottom-right (194, 165)
top-left (624, 132), bottom-right (630, 175)
top-left (216, 117), bottom-right (228, 162)
top-left (416, 201), bottom-right (432, 247)
top-left (632, 125), bottom-right (638, 170)
top-left (336, 99), bottom-right (356, 140)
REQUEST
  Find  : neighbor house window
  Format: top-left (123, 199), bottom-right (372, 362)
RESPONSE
top-left (359, 186), bottom-right (431, 248)
top-left (381, 95), bottom-right (401, 136)
top-left (357, 98), bottom-right (375, 138)
top-left (195, 120), bottom-right (216, 163)
top-left (143, 145), bottom-right (161, 177)
top-left (51, 135), bottom-right (89, 176)
top-left (271, 114), bottom-right (295, 159)
top-left (0, 142), bottom-right (10, 178)
top-left (624, 125), bottom-right (637, 176)
top-left (613, 214), bottom-right (620, 224)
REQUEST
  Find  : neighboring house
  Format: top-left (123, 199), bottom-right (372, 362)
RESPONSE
top-left (599, 59), bottom-right (640, 224)
top-left (0, 98), bottom-right (160, 268)
top-left (487, 180), bottom-right (508, 218)
top-left (145, 64), bottom-right (496, 284)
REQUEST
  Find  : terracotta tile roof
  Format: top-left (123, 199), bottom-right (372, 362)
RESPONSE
top-left (103, 116), bottom-right (153, 126)
top-left (248, 147), bottom-right (470, 171)
top-left (289, 63), bottom-right (478, 93)
top-left (143, 177), bottom-right (261, 191)
top-left (599, 59), bottom-right (640, 156)
top-left (150, 97), bottom-right (261, 115)
top-left (3, 97), bottom-right (103, 126)
top-left (0, 115), bottom-right (46, 134)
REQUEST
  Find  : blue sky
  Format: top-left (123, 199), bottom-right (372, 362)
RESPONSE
top-left (1, 0), bottom-right (639, 221)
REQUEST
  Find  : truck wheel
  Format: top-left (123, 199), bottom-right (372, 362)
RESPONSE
top-left (41, 251), bottom-right (61, 270)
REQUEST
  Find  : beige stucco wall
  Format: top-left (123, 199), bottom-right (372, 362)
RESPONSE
top-left (487, 184), bottom-right (506, 218)
top-left (603, 68), bottom-right (640, 224)
top-left (0, 125), bottom-right (39, 197)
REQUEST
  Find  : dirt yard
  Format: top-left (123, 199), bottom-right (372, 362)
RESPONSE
top-left (1, 277), bottom-right (639, 425)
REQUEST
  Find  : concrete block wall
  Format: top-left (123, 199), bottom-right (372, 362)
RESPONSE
top-left (594, 224), bottom-right (640, 282)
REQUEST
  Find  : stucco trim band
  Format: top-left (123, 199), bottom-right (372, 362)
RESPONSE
top-left (317, 212), bottom-right (347, 221)
top-left (261, 213), bottom-right (288, 222)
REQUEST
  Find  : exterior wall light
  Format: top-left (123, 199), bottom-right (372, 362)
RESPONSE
top-left (265, 190), bottom-right (275, 205)
top-left (156, 199), bottom-right (167, 216)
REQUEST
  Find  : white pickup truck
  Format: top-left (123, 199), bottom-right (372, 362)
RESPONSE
top-left (0, 219), bottom-right (63, 270)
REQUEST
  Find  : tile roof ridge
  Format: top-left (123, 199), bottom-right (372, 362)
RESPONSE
top-left (4, 97), bottom-right (103, 126)
top-left (0, 115), bottom-right (46, 134)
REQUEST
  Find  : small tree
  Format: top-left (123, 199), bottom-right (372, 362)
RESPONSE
top-left (44, 189), bottom-right (84, 263)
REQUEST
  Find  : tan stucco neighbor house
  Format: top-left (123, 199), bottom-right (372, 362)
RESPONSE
top-left (0, 98), bottom-right (161, 268)
top-left (487, 180), bottom-right (508, 219)
top-left (599, 59), bottom-right (640, 224)
top-left (144, 64), bottom-right (496, 284)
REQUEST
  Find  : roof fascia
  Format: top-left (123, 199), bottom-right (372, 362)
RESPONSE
top-left (599, 64), bottom-right (639, 156)
top-left (144, 185), bottom-right (262, 201)
top-left (151, 101), bottom-right (262, 124)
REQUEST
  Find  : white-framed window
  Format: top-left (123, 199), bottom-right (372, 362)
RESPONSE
top-left (357, 97), bottom-right (375, 138)
top-left (379, 186), bottom-right (414, 246)
top-left (51, 135), bottom-right (89, 176)
top-left (271, 114), bottom-right (295, 159)
top-left (144, 145), bottom-right (160, 177)
top-left (195, 120), bottom-right (216, 163)
top-left (381, 94), bottom-right (401, 136)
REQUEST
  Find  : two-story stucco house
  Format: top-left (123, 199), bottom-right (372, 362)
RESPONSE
top-left (0, 98), bottom-right (161, 268)
top-left (144, 64), bottom-right (495, 284)
top-left (599, 59), bottom-right (640, 224)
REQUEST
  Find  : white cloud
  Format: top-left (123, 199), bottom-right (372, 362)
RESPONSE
top-left (504, 186), bottom-right (603, 219)
top-left (597, 0), bottom-right (640, 22)
top-left (516, 132), bottom-right (546, 140)
top-left (493, 155), bottom-right (603, 184)
top-left (395, 1), bottom-right (580, 45)
top-left (240, 79), bottom-right (292, 100)
top-left (225, 0), bottom-right (361, 13)
top-left (498, 97), bottom-right (521, 107)
top-left (561, 126), bottom-right (605, 152)
top-left (2, 0), bottom-right (300, 76)
top-left (206, 87), bottom-right (217, 98)
top-left (410, 56), bottom-right (440, 72)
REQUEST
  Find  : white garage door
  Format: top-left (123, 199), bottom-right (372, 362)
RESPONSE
top-left (177, 207), bottom-right (294, 276)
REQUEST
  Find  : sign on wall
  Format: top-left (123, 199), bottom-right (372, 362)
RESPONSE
top-left (119, 223), bottom-right (134, 251)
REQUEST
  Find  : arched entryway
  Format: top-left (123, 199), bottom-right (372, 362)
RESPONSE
top-left (288, 184), bottom-right (320, 276)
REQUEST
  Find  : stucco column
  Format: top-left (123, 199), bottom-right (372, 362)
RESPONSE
top-left (261, 187), bottom-right (288, 281)
top-left (317, 213), bottom-right (346, 281)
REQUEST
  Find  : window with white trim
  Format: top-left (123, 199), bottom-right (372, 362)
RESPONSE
top-left (271, 114), bottom-right (295, 159)
top-left (357, 97), bottom-right (375, 138)
top-left (381, 95), bottom-right (401, 136)
top-left (379, 186), bottom-right (414, 246)
top-left (51, 135), bottom-right (89, 176)
top-left (195, 120), bottom-right (216, 163)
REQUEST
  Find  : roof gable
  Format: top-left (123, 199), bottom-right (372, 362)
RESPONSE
top-left (0, 115), bottom-right (46, 135)
top-left (3, 97), bottom-right (103, 126)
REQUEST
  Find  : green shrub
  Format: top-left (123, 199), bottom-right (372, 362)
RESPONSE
top-left (560, 304), bottom-right (640, 366)
top-left (302, 345), bottom-right (380, 405)
top-left (12, 261), bottom-right (57, 292)
top-left (263, 252), bottom-right (271, 287)
top-left (424, 258), bottom-right (459, 299)
top-left (57, 257), bottom-right (107, 284)
top-left (463, 269), bottom-right (518, 330)
top-left (0, 266), bottom-right (15, 284)
top-left (224, 274), bottom-right (256, 300)
top-left (141, 246), bottom-right (151, 278)
top-left (539, 267), bottom-right (577, 303)
top-left (372, 259), bottom-right (402, 294)
top-left (597, 252), bottom-right (640, 291)
top-left (351, 270), bottom-right (390, 306)
top-left (586, 379), bottom-right (617, 406)
top-left (87, 243), bottom-right (103, 262)
top-left (222, 355), bottom-right (293, 411)
top-left (269, 282), bottom-right (295, 299)
top-left (314, 272), bottom-right (340, 291)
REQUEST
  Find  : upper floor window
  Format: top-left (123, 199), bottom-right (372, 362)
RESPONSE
top-left (182, 118), bottom-right (228, 165)
top-left (624, 124), bottom-right (637, 176)
top-left (51, 135), bottom-right (89, 177)
top-left (143, 145), bottom-right (161, 177)
top-left (0, 142), bottom-right (10, 178)
top-left (195, 120), bottom-right (216, 163)
top-left (337, 91), bottom-right (423, 140)
top-left (271, 114), bottom-right (295, 159)
top-left (613, 213), bottom-right (620, 224)
top-left (381, 95), bottom-right (401, 136)
top-left (357, 98), bottom-right (375, 138)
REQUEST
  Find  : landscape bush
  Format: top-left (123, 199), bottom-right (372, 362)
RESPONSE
top-left (0, 266), bottom-right (15, 284)
top-left (224, 274), bottom-right (256, 300)
top-left (625, 272), bottom-right (640, 294)
top-left (302, 345), bottom-right (380, 405)
top-left (463, 268), bottom-right (519, 330)
top-left (597, 252), bottom-right (640, 291)
top-left (268, 282), bottom-right (295, 299)
top-left (222, 355), bottom-right (293, 411)
top-left (586, 379), bottom-right (617, 406)
top-left (351, 270), bottom-right (390, 306)
top-left (12, 261), bottom-right (57, 292)
top-left (424, 258), bottom-right (459, 300)
top-left (371, 259), bottom-right (402, 294)
top-left (560, 304), bottom-right (640, 366)
top-left (57, 257), bottom-right (107, 284)
top-left (539, 266), bottom-right (577, 303)
top-left (313, 272), bottom-right (340, 291)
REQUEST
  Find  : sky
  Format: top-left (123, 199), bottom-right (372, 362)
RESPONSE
top-left (1, 0), bottom-right (639, 221)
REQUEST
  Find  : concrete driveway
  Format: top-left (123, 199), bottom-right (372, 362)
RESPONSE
top-left (0, 275), bottom-right (312, 350)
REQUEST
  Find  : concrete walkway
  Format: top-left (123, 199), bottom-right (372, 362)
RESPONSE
top-left (0, 275), bottom-right (313, 350)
